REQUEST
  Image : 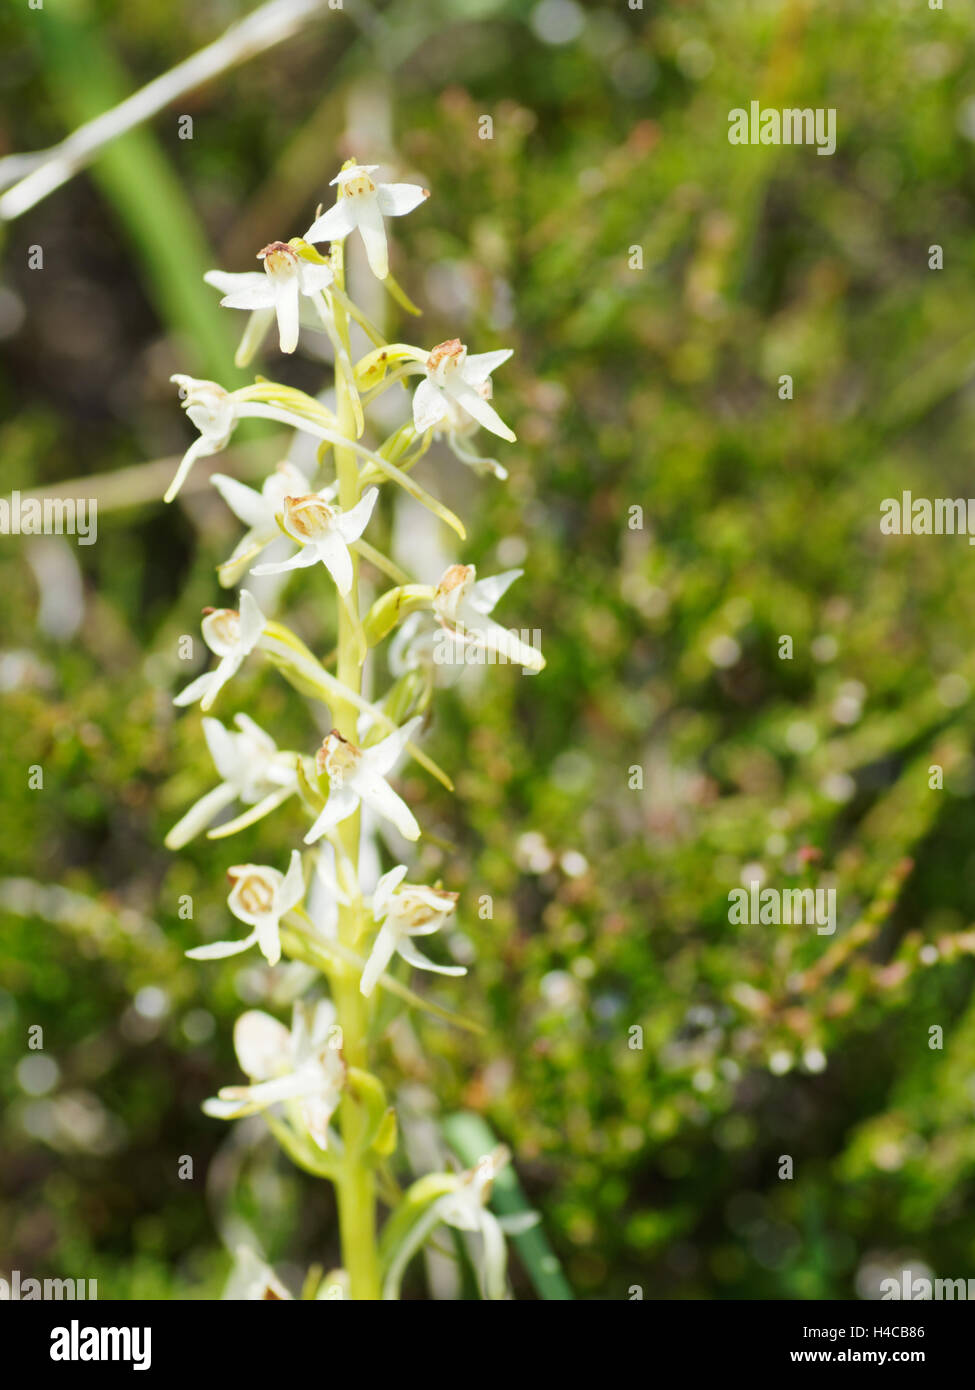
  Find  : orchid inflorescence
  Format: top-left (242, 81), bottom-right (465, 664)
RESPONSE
top-left (162, 157), bottom-right (544, 1300)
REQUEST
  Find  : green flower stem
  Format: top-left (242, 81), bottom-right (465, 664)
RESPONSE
top-left (330, 230), bottom-right (382, 1301)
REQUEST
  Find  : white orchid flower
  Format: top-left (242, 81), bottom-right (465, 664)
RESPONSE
top-left (166, 375), bottom-right (238, 503)
top-left (173, 590), bottom-right (265, 711)
top-left (210, 460), bottom-right (312, 585)
top-left (253, 487), bottom-right (378, 595)
top-left (187, 849), bottom-right (304, 967)
top-left (383, 1147), bottom-right (513, 1301)
top-left (432, 564), bottom-right (543, 671)
top-left (164, 713), bottom-right (298, 850)
top-left (413, 339), bottom-right (515, 444)
top-left (305, 717), bottom-right (422, 846)
top-left (203, 1001), bottom-right (345, 1150)
top-left (165, 375), bottom-right (331, 505)
top-left (206, 240), bottom-right (335, 356)
top-left (304, 164), bottom-right (429, 280)
top-left (360, 865), bottom-right (462, 997)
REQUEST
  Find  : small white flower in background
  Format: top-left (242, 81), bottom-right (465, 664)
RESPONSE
top-left (253, 487), bottom-right (378, 595)
top-left (207, 240), bottom-right (335, 356)
top-left (413, 340), bottom-right (515, 444)
top-left (210, 460), bottom-right (312, 585)
top-left (164, 713), bottom-right (298, 850)
top-left (187, 849), bottom-right (304, 967)
top-left (304, 164), bottom-right (429, 280)
top-left (203, 1000), bottom-right (344, 1150)
top-left (360, 865), bottom-right (463, 997)
top-left (166, 375), bottom-right (238, 502)
top-left (433, 564), bottom-right (544, 670)
top-left (173, 590), bottom-right (265, 711)
top-left (305, 717), bottom-right (423, 845)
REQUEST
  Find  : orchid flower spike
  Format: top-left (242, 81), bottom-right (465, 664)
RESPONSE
top-left (187, 849), bottom-right (305, 967)
top-left (164, 714), bottom-right (298, 850)
top-left (360, 865), bottom-right (463, 996)
top-left (210, 461), bottom-right (312, 586)
top-left (206, 240), bottom-right (335, 356)
top-left (203, 1001), bottom-right (345, 1150)
top-left (304, 163), bottom-right (429, 280)
top-left (433, 564), bottom-right (544, 671)
top-left (253, 487), bottom-right (378, 595)
top-left (305, 717), bottom-right (423, 845)
top-left (413, 340), bottom-right (515, 444)
top-left (174, 590), bottom-right (265, 711)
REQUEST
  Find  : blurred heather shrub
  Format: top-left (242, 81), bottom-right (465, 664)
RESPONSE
top-left (2, 0), bottom-right (975, 1298)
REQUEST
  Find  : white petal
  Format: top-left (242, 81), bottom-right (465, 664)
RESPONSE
top-left (475, 617), bottom-right (544, 670)
top-left (210, 474), bottom-right (269, 529)
top-left (373, 864), bottom-right (409, 921)
top-left (449, 383), bottom-right (516, 442)
top-left (476, 1210), bottom-right (508, 1301)
top-left (355, 197), bottom-right (389, 279)
top-left (221, 282), bottom-right (278, 311)
top-left (255, 914), bottom-right (282, 967)
top-left (412, 378), bottom-right (449, 433)
top-left (315, 531), bottom-right (354, 595)
top-left (203, 717), bottom-right (240, 782)
top-left (238, 589), bottom-right (266, 650)
top-left (304, 786), bottom-right (359, 844)
top-left (376, 182), bottom-right (429, 217)
top-left (297, 261), bottom-right (335, 294)
top-left (173, 671), bottom-right (215, 708)
top-left (395, 938), bottom-right (466, 976)
top-left (359, 922), bottom-right (399, 998)
top-left (364, 715), bottom-right (422, 779)
top-left (467, 569), bottom-right (523, 615)
top-left (277, 848), bottom-right (305, 914)
top-left (164, 436), bottom-right (214, 504)
top-left (304, 200), bottom-right (356, 243)
top-left (199, 651), bottom-right (242, 712)
top-left (333, 486), bottom-right (378, 544)
top-left (205, 270), bottom-right (267, 296)
top-left (275, 276), bottom-right (301, 354)
top-left (252, 546), bottom-right (321, 576)
top-left (358, 776), bottom-right (420, 841)
top-left (234, 1010), bottom-right (292, 1080)
top-left (462, 349), bottom-right (513, 385)
top-left (186, 932), bottom-right (258, 960)
top-left (164, 781), bottom-right (236, 850)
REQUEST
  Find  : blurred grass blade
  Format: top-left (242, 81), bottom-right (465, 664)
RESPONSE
top-left (19, 0), bottom-right (240, 381)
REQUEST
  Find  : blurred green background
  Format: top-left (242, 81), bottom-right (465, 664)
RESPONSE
top-left (2, 0), bottom-right (975, 1299)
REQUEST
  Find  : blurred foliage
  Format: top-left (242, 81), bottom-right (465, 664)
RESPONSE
top-left (2, 0), bottom-right (975, 1300)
